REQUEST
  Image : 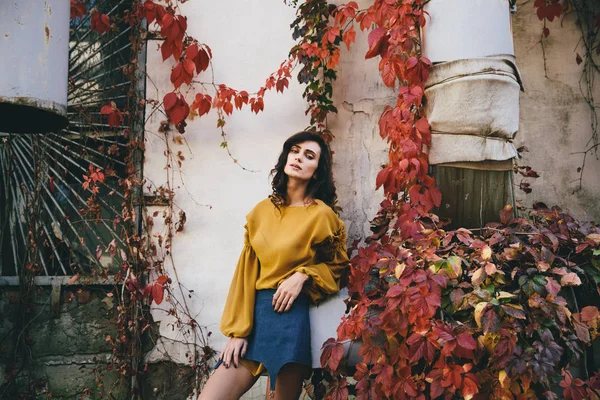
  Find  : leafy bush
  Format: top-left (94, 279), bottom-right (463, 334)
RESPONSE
top-left (321, 203), bottom-right (600, 399)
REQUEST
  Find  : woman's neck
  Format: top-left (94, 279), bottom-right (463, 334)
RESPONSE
top-left (286, 178), bottom-right (310, 206)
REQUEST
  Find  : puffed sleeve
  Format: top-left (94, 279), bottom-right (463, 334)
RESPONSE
top-left (219, 224), bottom-right (260, 338)
top-left (295, 219), bottom-right (349, 304)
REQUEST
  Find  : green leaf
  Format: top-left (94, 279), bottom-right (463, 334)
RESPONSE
top-left (533, 275), bottom-right (548, 286)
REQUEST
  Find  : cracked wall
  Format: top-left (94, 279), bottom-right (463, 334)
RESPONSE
top-left (512, 7), bottom-right (600, 220)
top-left (138, 1), bottom-right (600, 398)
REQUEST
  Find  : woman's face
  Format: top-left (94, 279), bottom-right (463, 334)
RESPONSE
top-left (284, 140), bottom-right (321, 182)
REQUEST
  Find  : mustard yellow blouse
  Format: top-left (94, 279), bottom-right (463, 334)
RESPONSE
top-left (220, 198), bottom-right (349, 338)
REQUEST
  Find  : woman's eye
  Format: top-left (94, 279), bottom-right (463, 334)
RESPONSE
top-left (306, 155), bottom-right (314, 160)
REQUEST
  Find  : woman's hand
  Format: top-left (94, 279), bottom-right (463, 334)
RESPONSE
top-left (273, 271), bottom-right (309, 312)
top-left (220, 337), bottom-right (248, 368)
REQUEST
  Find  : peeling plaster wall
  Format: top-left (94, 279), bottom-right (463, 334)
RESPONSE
top-left (512, 8), bottom-right (600, 220)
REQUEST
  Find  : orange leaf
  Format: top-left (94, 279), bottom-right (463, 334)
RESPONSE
top-left (192, 94), bottom-right (212, 117)
top-left (499, 204), bottom-right (513, 225)
top-left (342, 26), bottom-right (356, 50)
top-left (381, 62), bottom-right (396, 88)
top-left (275, 77), bottom-right (289, 93)
top-left (152, 283), bottom-right (164, 305)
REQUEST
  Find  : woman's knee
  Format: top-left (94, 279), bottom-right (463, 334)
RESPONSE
top-left (199, 363), bottom-right (258, 400)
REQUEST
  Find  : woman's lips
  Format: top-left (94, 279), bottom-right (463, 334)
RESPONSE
top-left (290, 164), bottom-right (302, 171)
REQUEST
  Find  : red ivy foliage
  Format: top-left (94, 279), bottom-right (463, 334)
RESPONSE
top-left (311, 1), bottom-right (600, 399)
top-left (100, 101), bottom-right (124, 128)
top-left (96, 0), bottom-right (295, 131)
top-left (70, 0), bottom-right (87, 20)
top-left (90, 8), bottom-right (111, 35)
top-left (534, 0), bottom-right (564, 23)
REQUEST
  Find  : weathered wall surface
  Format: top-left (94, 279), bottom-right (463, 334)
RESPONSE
top-left (512, 6), bottom-right (600, 220)
top-left (143, 1), bottom-right (314, 398)
top-left (0, 287), bottom-right (125, 399)
top-left (141, 1), bottom-right (599, 398)
top-left (141, 0), bottom-right (389, 396)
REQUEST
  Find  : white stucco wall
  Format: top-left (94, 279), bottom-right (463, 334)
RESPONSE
top-left (143, 2), bottom-right (310, 397)
top-left (512, 6), bottom-right (600, 219)
top-left (143, 1), bottom-right (599, 398)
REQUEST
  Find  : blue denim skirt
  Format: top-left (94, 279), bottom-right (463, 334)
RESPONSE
top-left (244, 289), bottom-right (312, 390)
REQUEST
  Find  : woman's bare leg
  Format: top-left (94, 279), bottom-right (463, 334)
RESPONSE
top-left (265, 363), bottom-right (311, 400)
top-left (199, 363), bottom-right (259, 400)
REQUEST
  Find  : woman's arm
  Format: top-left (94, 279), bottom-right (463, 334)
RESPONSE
top-left (220, 224), bottom-right (260, 338)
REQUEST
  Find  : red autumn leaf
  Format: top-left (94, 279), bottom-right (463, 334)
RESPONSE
top-left (142, 1), bottom-right (165, 25)
top-left (342, 26), bottom-right (356, 50)
top-left (156, 275), bottom-right (170, 285)
top-left (400, 85), bottom-right (424, 106)
top-left (70, 0), bottom-right (87, 20)
top-left (499, 204), bottom-right (513, 225)
top-left (381, 61), bottom-right (396, 88)
top-left (161, 39), bottom-right (183, 61)
top-left (191, 94), bottom-right (212, 117)
top-left (275, 77), bottom-right (289, 93)
top-left (223, 101), bottom-right (233, 115)
top-left (320, 338), bottom-right (344, 371)
top-left (534, 0), bottom-right (563, 22)
top-left (580, 306), bottom-right (599, 322)
top-left (429, 186), bottom-right (442, 208)
top-left (162, 92), bottom-right (176, 113)
top-left (573, 320), bottom-right (591, 344)
top-left (163, 92), bottom-right (189, 125)
top-left (100, 102), bottom-right (124, 128)
top-left (329, 378), bottom-right (349, 400)
top-left (161, 13), bottom-right (187, 43)
top-left (543, 27), bottom-right (550, 37)
top-left (456, 332), bottom-right (477, 350)
top-left (170, 60), bottom-right (195, 89)
top-left (90, 11), bottom-right (111, 35)
top-left (376, 166), bottom-right (392, 190)
top-left (415, 118), bottom-right (430, 136)
top-left (143, 1), bottom-right (157, 23)
top-left (326, 26), bottom-right (340, 44)
top-left (560, 272), bottom-right (582, 286)
top-left (187, 44), bottom-right (211, 74)
top-left (151, 283), bottom-right (164, 305)
top-left (365, 27), bottom-right (387, 59)
top-left (462, 375), bottom-right (479, 399)
top-left (501, 304), bottom-right (526, 320)
top-left (249, 97), bottom-right (264, 114)
top-left (545, 277), bottom-right (562, 296)
top-left (482, 309), bottom-right (499, 334)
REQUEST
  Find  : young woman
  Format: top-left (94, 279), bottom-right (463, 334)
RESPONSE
top-left (199, 132), bottom-right (349, 400)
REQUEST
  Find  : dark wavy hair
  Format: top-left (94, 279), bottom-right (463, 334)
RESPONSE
top-left (270, 131), bottom-right (338, 211)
